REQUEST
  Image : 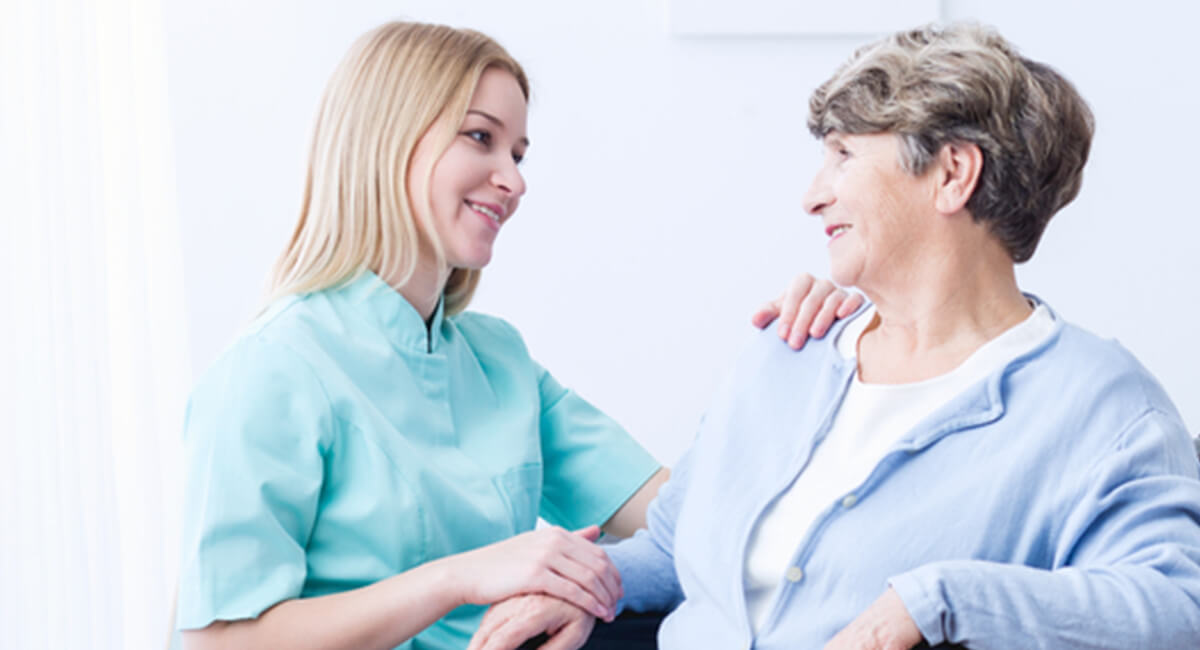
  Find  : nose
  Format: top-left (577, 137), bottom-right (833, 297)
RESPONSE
top-left (491, 157), bottom-right (527, 199)
top-left (802, 164), bottom-right (833, 216)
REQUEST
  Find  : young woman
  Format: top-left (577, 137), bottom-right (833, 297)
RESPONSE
top-left (175, 21), bottom-right (857, 650)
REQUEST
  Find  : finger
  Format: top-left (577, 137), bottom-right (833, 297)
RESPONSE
top-left (467, 629), bottom-right (484, 650)
top-left (559, 536), bottom-right (620, 603)
top-left (481, 616), bottom-right (549, 650)
top-left (469, 608), bottom-right (510, 650)
top-left (808, 290), bottom-right (845, 339)
top-left (467, 626), bottom-right (489, 650)
top-left (777, 274), bottom-right (815, 340)
top-left (789, 279), bottom-right (832, 349)
top-left (538, 614), bottom-right (594, 650)
top-left (549, 555), bottom-right (617, 616)
top-left (571, 525), bottom-right (601, 543)
top-left (836, 291), bottom-right (864, 318)
top-left (582, 551), bottom-right (622, 612)
top-left (750, 299), bottom-right (781, 329)
top-left (538, 573), bottom-right (608, 620)
top-left (564, 528), bottom-right (621, 604)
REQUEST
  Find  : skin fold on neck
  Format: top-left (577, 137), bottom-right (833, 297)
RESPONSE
top-left (855, 230), bottom-right (1032, 385)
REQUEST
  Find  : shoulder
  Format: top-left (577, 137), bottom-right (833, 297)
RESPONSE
top-left (1035, 321), bottom-right (1180, 418)
top-left (242, 290), bottom-right (346, 351)
top-left (190, 296), bottom-right (335, 428)
top-left (698, 321), bottom-right (847, 444)
top-left (729, 310), bottom-right (849, 383)
top-left (1014, 318), bottom-right (1191, 467)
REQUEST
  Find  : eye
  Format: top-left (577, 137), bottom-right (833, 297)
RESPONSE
top-left (462, 129), bottom-right (491, 145)
top-left (512, 150), bottom-right (525, 165)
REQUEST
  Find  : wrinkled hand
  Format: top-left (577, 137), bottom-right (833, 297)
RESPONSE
top-left (824, 588), bottom-right (923, 650)
top-left (468, 594), bottom-right (595, 650)
top-left (450, 525), bottom-right (619, 621)
top-left (751, 273), bottom-right (863, 349)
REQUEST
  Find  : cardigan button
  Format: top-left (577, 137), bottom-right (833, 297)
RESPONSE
top-left (785, 566), bottom-right (804, 582)
top-left (841, 494), bottom-right (858, 508)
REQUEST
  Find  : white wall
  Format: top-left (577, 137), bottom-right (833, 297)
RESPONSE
top-left (166, 0), bottom-right (1200, 464)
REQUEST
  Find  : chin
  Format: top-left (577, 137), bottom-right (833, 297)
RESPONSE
top-left (829, 266), bottom-right (858, 289)
top-left (452, 249), bottom-right (493, 271)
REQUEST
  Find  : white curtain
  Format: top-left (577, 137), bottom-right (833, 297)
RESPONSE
top-left (0, 0), bottom-right (191, 648)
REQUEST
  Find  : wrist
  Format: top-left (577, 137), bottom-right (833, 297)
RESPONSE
top-left (424, 554), bottom-right (470, 609)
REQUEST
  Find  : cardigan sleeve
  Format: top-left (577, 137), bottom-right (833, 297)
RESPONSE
top-left (604, 443), bottom-right (692, 615)
top-left (889, 408), bottom-right (1200, 648)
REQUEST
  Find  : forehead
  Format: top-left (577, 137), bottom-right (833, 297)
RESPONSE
top-left (468, 69), bottom-right (526, 113)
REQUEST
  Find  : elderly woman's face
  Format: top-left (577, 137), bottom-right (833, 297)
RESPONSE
top-left (803, 132), bottom-right (933, 289)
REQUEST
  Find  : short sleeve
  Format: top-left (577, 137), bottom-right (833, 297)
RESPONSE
top-left (535, 363), bottom-right (660, 530)
top-left (176, 335), bottom-right (334, 629)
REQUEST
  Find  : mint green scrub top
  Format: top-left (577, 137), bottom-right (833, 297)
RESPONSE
top-left (176, 271), bottom-right (660, 649)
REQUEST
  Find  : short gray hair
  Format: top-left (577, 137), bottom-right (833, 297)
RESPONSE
top-left (808, 23), bottom-right (1094, 263)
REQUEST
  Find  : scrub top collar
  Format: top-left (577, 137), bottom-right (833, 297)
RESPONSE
top-left (339, 269), bottom-right (447, 354)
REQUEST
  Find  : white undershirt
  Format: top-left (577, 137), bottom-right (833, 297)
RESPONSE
top-left (743, 303), bottom-right (1055, 631)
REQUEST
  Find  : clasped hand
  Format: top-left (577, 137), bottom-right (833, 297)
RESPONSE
top-left (450, 525), bottom-right (620, 622)
top-left (468, 587), bottom-right (923, 650)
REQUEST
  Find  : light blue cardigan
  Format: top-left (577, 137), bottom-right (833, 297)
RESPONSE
top-left (608, 302), bottom-right (1200, 649)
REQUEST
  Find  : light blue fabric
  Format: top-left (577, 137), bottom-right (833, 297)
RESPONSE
top-left (608, 301), bottom-right (1200, 649)
top-left (176, 270), bottom-right (659, 649)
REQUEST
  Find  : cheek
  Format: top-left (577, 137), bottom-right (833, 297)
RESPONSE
top-left (426, 163), bottom-right (466, 222)
top-left (406, 159), bottom-right (440, 221)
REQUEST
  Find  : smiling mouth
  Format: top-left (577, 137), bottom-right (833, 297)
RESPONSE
top-left (465, 200), bottom-right (503, 224)
top-left (827, 224), bottom-right (851, 238)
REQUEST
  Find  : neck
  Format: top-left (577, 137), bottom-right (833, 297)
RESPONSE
top-left (375, 257), bottom-right (449, 324)
top-left (856, 236), bottom-right (1031, 383)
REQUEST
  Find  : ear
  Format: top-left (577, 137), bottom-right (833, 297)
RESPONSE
top-left (932, 142), bottom-right (983, 215)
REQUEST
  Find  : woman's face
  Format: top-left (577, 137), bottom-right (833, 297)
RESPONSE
top-left (408, 67), bottom-right (529, 271)
top-left (802, 132), bottom-right (933, 289)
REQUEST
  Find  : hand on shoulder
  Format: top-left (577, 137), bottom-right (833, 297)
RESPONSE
top-left (751, 273), bottom-right (863, 349)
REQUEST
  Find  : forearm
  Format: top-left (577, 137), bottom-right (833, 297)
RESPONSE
top-left (892, 410), bottom-right (1200, 648)
top-left (183, 557), bottom-right (464, 650)
top-left (605, 529), bottom-right (684, 614)
top-left (891, 559), bottom-right (1200, 649)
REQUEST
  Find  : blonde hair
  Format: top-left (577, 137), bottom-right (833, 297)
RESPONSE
top-left (808, 23), bottom-right (1093, 263)
top-left (266, 21), bottom-right (529, 313)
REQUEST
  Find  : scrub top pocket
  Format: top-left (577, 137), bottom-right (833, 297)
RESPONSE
top-left (494, 462), bottom-right (544, 532)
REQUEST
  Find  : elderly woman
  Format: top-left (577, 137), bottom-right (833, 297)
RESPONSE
top-left (469, 23), bottom-right (1200, 650)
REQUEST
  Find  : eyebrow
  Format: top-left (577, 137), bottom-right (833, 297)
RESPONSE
top-left (467, 109), bottom-right (531, 148)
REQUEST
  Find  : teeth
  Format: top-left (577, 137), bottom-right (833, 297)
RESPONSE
top-left (830, 225), bottom-right (850, 237)
top-left (468, 201), bottom-right (501, 222)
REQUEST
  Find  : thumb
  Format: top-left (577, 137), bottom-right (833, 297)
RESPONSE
top-left (572, 524), bottom-right (602, 542)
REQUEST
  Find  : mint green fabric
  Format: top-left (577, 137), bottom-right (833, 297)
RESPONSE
top-left (176, 270), bottom-right (659, 649)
